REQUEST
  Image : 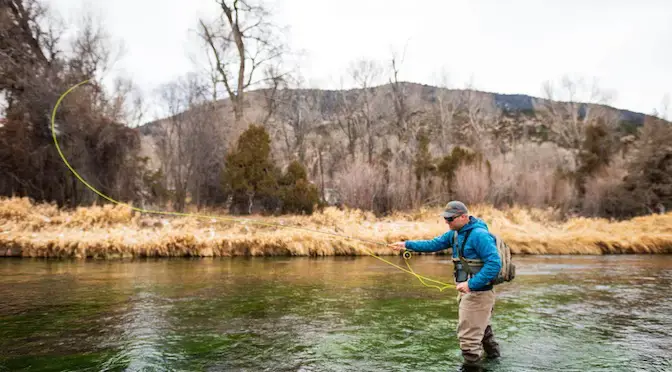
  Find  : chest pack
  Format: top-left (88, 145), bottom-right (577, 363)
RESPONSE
top-left (452, 229), bottom-right (515, 285)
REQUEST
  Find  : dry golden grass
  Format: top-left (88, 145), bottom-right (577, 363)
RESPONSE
top-left (1, 197), bottom-right (671, 258)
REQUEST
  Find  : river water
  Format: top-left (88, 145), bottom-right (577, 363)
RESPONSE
top-left (1, 255), bottom-right (671, 371)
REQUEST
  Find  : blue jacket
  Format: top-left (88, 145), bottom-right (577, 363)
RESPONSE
top-left (404, 216), bottom-right (502, 291)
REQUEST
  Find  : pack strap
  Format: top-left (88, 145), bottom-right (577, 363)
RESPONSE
top-left (456, 229), bottom-right (475, 276)
top-left (452, 258), bottom-right (484, 264)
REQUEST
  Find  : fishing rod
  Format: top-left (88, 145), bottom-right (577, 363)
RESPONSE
top-left (50, 79), bottom-right (456, 292)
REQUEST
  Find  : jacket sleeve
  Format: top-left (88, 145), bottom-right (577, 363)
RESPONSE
top-left (404, 231), bottom-right (452, 253)
top-left (467, 231), bottom-right (502, 290)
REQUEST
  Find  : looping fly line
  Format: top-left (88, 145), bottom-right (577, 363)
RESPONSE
top-left (51, 79), bottom-right (455, 292)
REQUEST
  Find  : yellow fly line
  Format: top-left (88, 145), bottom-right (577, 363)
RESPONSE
top-left (51, 79), bottom-right (455, 292)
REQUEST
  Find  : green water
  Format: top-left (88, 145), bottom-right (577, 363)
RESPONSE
top-left (1, 255), bottom-right (671, 371)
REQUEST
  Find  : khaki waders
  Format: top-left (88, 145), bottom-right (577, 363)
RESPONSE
top-left (457, 290), bottom-right (500, 363)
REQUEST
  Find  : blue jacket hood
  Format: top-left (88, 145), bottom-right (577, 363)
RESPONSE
top-left (459, 216), bottom-right (489, 233)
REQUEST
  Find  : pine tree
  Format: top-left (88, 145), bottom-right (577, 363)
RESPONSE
top-left (414, 128), bottom-right (435, 202)
top-left (436, 146), bottom-right (483, 192)
top-left (223, 125), bottom-right (280, 214)
top-left (279, 161), bottom-right (320, 214)
top-left (616, 117), bottom-right (672, 216)
top-left (576, 119), bottom-right (614, 196)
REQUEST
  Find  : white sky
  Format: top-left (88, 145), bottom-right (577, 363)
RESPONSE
top-left (47, 0), bottom-right (672, 121)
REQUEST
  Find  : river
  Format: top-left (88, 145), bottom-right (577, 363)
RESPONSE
top-left (1, 255), bottom-right (671, 371)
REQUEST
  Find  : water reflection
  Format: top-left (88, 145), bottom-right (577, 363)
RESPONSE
top-left (0, 255), bottom-right (670, 371)
top-left (101, 290), bottom-right (170, 371)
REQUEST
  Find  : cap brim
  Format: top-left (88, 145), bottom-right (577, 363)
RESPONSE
top-left (440, 211), bottom-right (460, 218)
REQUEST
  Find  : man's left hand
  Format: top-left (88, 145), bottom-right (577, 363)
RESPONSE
top-left (456, 282), bottom-right (471, 294)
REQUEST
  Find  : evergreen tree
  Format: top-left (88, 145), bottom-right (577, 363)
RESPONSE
top-left (436, 146), bottom-right (483, 192)
top-left (607, 117), bottom-right (672, 217)
top-left (414, 128), bottom-right (436, 202)
top-left (223, 125), bottom-right (280, 214)
top-left (279, 161), bottom-right (320, 214)
top-left (576, 119), bottom-right (614, 196)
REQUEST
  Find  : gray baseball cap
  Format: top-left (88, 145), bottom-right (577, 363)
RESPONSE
top-left (440, 201), bottom-right (468, 218)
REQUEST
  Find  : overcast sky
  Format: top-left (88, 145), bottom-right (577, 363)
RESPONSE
top-left (48, 0), bottom-right (672, 121)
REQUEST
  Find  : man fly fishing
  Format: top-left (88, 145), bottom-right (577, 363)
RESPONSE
top-left (390, 201), bottom-right (503, 365)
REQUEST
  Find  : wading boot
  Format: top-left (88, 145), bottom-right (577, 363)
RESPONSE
top-left (461, 349), bottom-right (484, 366)
top-left (481, 325), bottom-right (500, 359)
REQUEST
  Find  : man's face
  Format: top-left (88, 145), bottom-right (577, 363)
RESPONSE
top-left (444, 214), bottom-right (468, 230)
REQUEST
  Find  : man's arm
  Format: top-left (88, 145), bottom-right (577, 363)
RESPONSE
top-left (467, 231), bottom-right (502, 290)
top-left (404, 231), bottom-right (452, 253)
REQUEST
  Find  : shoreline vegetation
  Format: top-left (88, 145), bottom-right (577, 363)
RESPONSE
top-left (1, 197), bottom-right (671, 258)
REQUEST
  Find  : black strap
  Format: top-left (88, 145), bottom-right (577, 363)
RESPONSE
top-left (459, 229), bottom-right (473, 258)
top-left (457, 229), bottom-right (474, 276)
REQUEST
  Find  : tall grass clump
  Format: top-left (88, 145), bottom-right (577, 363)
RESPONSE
top-left (2, 197), bottom-right (671, 258)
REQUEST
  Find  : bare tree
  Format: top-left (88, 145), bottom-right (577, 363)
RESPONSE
top-left (0, 1), bottom-right (144, 206)
top-left (461, 78), bottom-right (502, 149)
top-left (188, 101), bottom-right (224, 208)
top-left (274, 74), bottom-right (322, 164)
top-left (68, 10), bottom-right (125, 81)
top-left (333, 78), bottom-right (361, 160)
top-left (314, 128), bottom-right (332, 202)
top-left (534, 75), bottom-right (617, 149)
top-left (334, 158), bottom-right (385, 211)
top-left (197, 0), bottom-right (286, 126)
top-left (386, 50), bottom-right (425, 207)
top-left (453, 162), bottom-right (490, 205)
top-left (258, 63), bottom-right (287, 126)
top-left (431, 70), bottom-right (461, 152)
top-left (155, 74), bottom-right (216, 212)
top-left (1, 0), bottom-right (52, 82)
top-left (388, 51), bottom-right (409, 138)
top-left (96, 76), bottom-right (145, 128)
top-left (653, 93), bottom-right (670, 121)
top-left (347, 58), bottom-right (382, 164)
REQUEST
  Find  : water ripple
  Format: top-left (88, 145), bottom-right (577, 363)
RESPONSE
top-left (1, 255), bottom-right (671, 371)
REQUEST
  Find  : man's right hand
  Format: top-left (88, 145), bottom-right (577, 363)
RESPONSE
top-left (389, 241), bottom-right (406, 251)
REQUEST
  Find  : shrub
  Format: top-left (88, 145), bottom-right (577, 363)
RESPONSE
top-left (334, 159), bottom-right (386, 211)
top-left (279, 161), bottom-right (320, 215)
top-left (453, 161), bottom-right (490, 205)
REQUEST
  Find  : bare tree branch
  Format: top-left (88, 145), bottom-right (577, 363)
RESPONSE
top-left (273, 74), bottom-right (321, 163)
top-left (198, 19), bottom-right (235, 100)
top-left (347, 58), bottom-right (382, 163)
top-left (431, 69), bottom-right (460, 152)
top-left (196, 0), bottom-right (287, 126)
top-left (534, 75), bottom-right (617, 149)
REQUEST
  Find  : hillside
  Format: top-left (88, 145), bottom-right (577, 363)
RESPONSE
top-left (140, 82), bottom-right (649, 127)
top-left (131, 80), bottom-right (671, 218)
top-left (136, 81), bottom-right (652, 178)
top-left (140, 82), bottom-right (650, 136)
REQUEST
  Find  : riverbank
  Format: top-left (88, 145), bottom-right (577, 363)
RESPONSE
top-left (1, 197), bottom-right (671, 258)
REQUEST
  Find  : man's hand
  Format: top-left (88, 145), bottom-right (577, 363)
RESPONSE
top-left (456, 281), bottom-right (471, 294)
top-left (389, 241), bottom-right (406, 251)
